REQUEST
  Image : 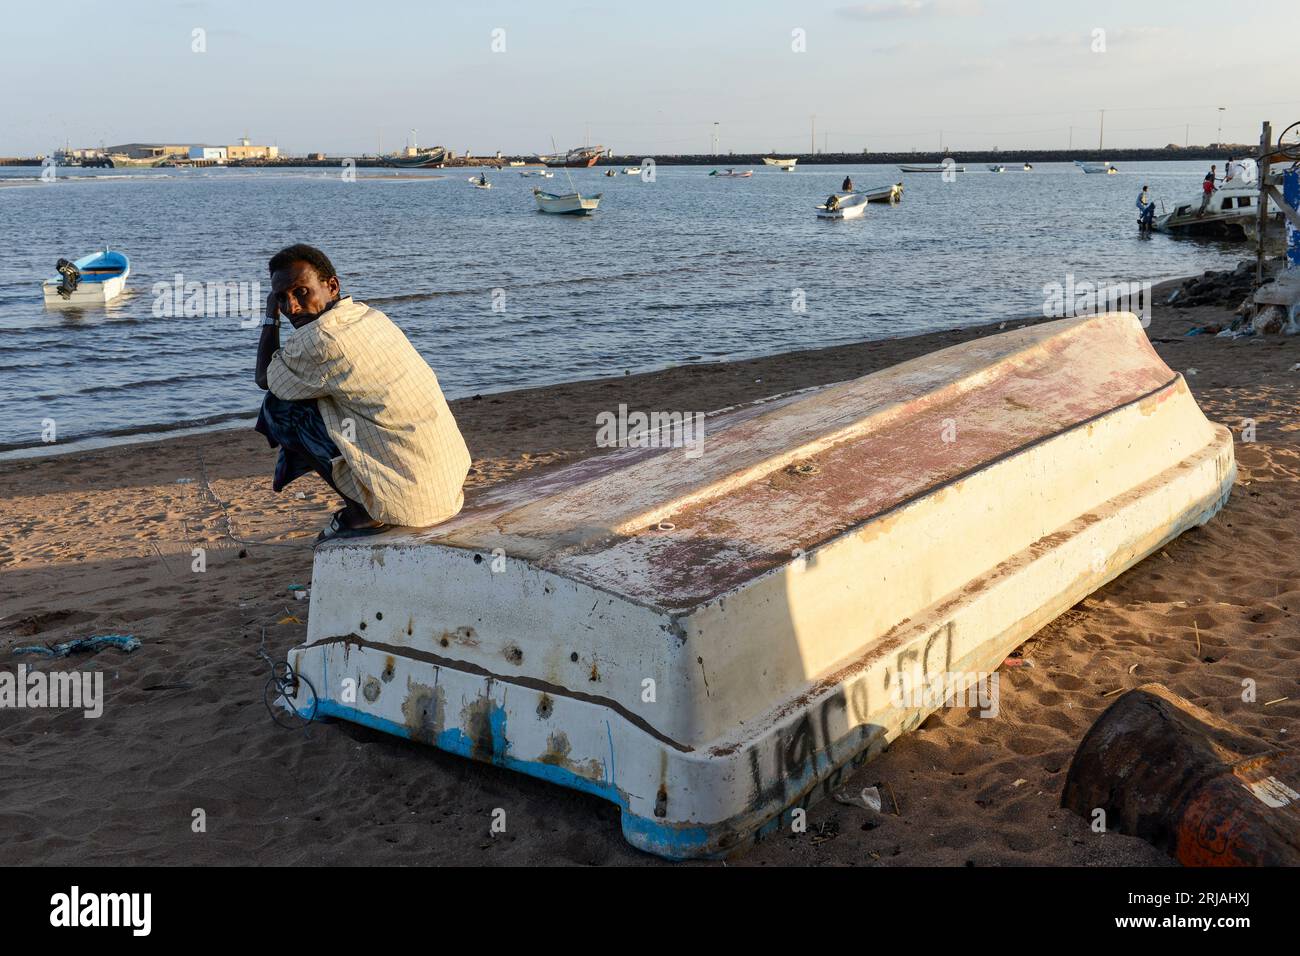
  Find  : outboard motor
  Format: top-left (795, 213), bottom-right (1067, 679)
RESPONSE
top-left (55, 258), bottom-right (81, 299)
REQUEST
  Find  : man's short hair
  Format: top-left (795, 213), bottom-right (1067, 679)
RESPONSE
top-left (268, 244), bottom-right (337, 282)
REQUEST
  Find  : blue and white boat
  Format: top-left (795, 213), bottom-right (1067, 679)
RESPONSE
top-left (42, 249), bottom-right (130, 306)
top-left (1075, 160), bottom-right (1118, 175)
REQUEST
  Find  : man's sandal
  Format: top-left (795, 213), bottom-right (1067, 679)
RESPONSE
top-left (315, 510), bottom-right (391, 544)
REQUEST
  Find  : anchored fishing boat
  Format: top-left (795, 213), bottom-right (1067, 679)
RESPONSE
top-left (987, 164), bottom-right (1006, 173)
top-left (1152, 166), bottom-right (1281, 241)
top-left (1076, 160), bottom-right (1118, 174)
top-left (762, 157), bottom-right (797, 171)
top-left (709, 168), bottom-right (753, 178)
top-left (622, 167), bottom-right (641, 175)
top-left (283, 312), bottom-right (1233, 860)
top-left (899, 162), bottom-right (965, 173)
top-left (816, 192), bottom-right (870, 219)
top-left (861, 182), bottom-right (904, 203)
top-left (533, 188), bottom-right (601, 214)
top-left (42, 249), bottom-right (130, 306)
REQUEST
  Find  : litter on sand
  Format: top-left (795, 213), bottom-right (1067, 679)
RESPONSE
top-left (12, 634), bottom-right (140, 658)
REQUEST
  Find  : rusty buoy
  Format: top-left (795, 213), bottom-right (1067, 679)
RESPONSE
top-left (1061, 683), bottom-right (1300, 866)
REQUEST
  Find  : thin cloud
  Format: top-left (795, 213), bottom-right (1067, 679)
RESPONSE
top-left (837, 0), bottom-right (982, 21)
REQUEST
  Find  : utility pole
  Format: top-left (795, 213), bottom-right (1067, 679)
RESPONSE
top-left (712, 121), bottom-right (719, 155)
top-left (1069, 126), bottom-right (1073, 150)
top-left (1185, 124), bottom-right (1189, 148)
top-left (1099, 109), bottom-right (1104, 150)
top-left (1257, 121), bottom-right (1271, 285)
top-left (810, 115), bottom-right (816, 154)
top-left (823, 132), bottom-right (828, 154)
top-left (1217, 107), bottom-right (1225, 149)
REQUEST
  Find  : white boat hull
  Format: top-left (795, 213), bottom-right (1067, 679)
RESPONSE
top-left (42, 251), bottom-right (130, 306)
top-left (816, 194), bottom-right (869, 219)
top-left (533, 189), bottom-right (601, 214)
top-left (899, 163), bottom-right (966, 173)
top-left (285, 313), bottom-right (1233, 859)
top-left (42, 274), bottom-right (128, 305)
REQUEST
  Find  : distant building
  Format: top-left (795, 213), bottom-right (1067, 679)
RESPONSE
top-left (105, 143), bottom-right (191, 161)
top-left (189, 146), bottom-right (228, 162)
top-left (225, 137), bottom-right (279, 161)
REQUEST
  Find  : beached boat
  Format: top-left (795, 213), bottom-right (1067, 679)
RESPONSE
top-left (710, 169), bottom-right (753, 178)
top-left (861, 182), bottom-right (904, 203)
top-left (384, 146), bottom-right (448, 169)
top-left (508, 161), bottom-right (525, 167)
top-left (1075, 160), bottom-right (1117, 174)
top-left (1152, 171), bottom-right (1281, 241)
top-left (899, 163), bottom-right (966, 173)
top-left (816, 192), bottom-right (870, 219)
top-left (283, 311), bottom-right (1233, 860)
top-left (762, 157), bottom-right (798, 171)
top-left (622, 167), bottom-right (641, 175)
top-left (42, 249), bottom-right (129, 306)
top-left (544, 145), bottom-right (606, 168)
top-left (533, 188), bottom-right (600, 214)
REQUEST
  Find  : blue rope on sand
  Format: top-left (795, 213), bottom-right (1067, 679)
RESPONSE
top-left (12, 634), bottom-right (140, 658)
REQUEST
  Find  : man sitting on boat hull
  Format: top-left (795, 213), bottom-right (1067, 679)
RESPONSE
top-left (253, 244), bottom-right (471, 542)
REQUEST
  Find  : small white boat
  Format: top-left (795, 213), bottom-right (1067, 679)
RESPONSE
top-left (899, 163), bottom-right (966, 173)
top-left (468, 177), bottom-right (492, 189)
top-left (1023, 162), bottom-right (1034, 171)
top-left (710, 168), bottom-right (753, 178)
top-left (762, 157), bottom-right (798, 171)
top-left (42, 249), bottom-right (129, 306)
top-left (508, 161), bottom-right (525, 167)
top-left (533, 188), bottom-right (601, 215)
top-left (816, 192), bottom-right (870, 219)
top-left (861, 182), bottom-right (904, 204)
top-left (622, 167), bottom-right (641, 175)
top-left (988, 164), bottom-right (1006, 173)
top-left (540, 171), bottom-right (554, 178)
top-left (1075, 160), bottom-right (1118, 175)
top-left (519, 170), bottom-right (537, 177)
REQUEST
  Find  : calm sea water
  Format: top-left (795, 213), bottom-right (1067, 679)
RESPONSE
top-left (0, 161), bottom-right (1242, 453)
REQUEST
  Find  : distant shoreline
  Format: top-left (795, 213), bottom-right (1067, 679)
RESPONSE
top-left (1, 146), bottom-right (1247, 169)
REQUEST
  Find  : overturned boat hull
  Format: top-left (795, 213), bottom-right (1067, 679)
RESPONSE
top-left (285, 313), bottom-right (1235, 859)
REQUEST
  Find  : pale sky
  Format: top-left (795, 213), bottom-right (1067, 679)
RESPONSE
top-left (2, 0), bottom-right (1297, 156)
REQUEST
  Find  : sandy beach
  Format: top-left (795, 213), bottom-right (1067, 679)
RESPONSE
top-left (3, 283), bottom-right (1297, 867)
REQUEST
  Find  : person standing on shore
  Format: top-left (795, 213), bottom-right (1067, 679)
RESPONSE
top-left (253, 244), bottom-right (471, 542)
top-left (1197, 165), bottom-right (1217, 216)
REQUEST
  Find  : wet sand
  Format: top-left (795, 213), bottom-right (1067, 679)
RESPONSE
top-left (2, 284), bottom-right (1297, 866)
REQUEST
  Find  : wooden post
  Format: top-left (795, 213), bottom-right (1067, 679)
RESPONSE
top-left (1258, 121), bottom-right (1271, 287)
